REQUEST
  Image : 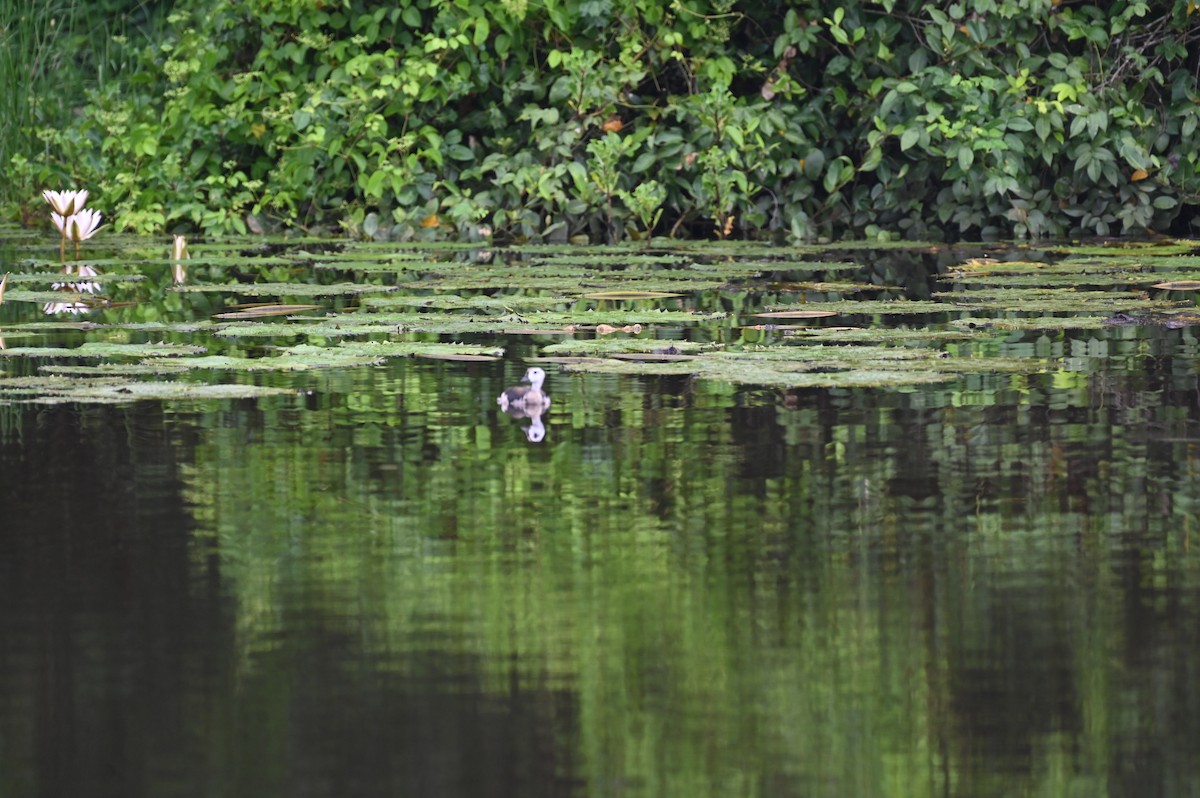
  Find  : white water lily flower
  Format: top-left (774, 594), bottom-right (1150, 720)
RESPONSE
top-left (66, 208), bottom-right (103, 242)
top-left (43, 189), bottom-right (88, 216)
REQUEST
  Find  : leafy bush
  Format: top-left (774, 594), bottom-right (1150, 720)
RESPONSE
top-left (7, 0), bottom-right (1200, 241)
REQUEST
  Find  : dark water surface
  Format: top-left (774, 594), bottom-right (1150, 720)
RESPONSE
top-left (2, 240), bottom-right (1200, 797)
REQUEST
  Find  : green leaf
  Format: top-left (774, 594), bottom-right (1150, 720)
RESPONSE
top-left (900, 128), bottom-right (920, 151)
top-left (473, 17), bottom-right (490, 46)
top-left (802, 148), bottom-right (826, 179)
top-left (1035, 116), bottom-right (1051, 142)
top-left (860, 146), bottom-right (882, 173)
top-left (958, 146), bottom-right (974, 171)
top-left (401, 5), bottom-right (421, 27)
top-left (631, 152), bottom-right (657, 173)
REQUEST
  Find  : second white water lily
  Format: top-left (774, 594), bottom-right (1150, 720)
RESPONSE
top-left (51, 208), bottom-right (104, 259)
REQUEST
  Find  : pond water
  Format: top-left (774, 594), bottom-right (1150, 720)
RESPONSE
top-left (1, 232), bottom-right (1200, 797)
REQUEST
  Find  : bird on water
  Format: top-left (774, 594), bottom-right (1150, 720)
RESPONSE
top-left (497, 366), bottom-right (550, 412)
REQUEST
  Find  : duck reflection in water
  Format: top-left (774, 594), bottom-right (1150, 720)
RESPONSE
top-left (497, 366), bottom-right (551, 443)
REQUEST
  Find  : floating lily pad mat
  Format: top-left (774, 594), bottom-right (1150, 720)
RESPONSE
top-left (3, 272), bottom-right (147, 285)
top-left (583, 291), bottom-right (684, 300)
top-left (1, 342), bottom-right (207, 358)
top-left (307, 341), bottom-right (504, 359)
top-left (0, 375), bottom-right (296, 404)
top-left (528, 254), bottom-right (690, 266)
top-left (541, 338), bottom-right (709, 355)
top-left (214, 304), bottom-right (323, 319)
top-left (949, 316), bottom-right (1112, 330)
top-left (176, 282), bottom-right (399, 296)
top-left (758, 300), bottom-right (949, 315)
top-left (1047, 241), bottom-right (1200, 257)
top-left (779, 327), bottom-right (977, 342)
top-left (759, 280), bottom-right (892, 293)
top-left (2, 290), bottom-right (112, 306)
top-left (557, 357), bottom-right (956, 387)
top-left (753, 310), bottom-right (839, 319)
top-left (363, 295), bottom-right (571, 311)
top-left (355, 309), bottom-right (727, 328)
top-left (944, 295), bottom-right (1184, 313)
top-left (400, 273), bottom-right (727, 293)
top-left (4, 236), bottom-right (1200, 401)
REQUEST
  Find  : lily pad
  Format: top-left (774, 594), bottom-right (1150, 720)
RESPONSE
top-left (302, 341), bottom-right (505, 360)
top-left (214, 303), bottom-right (323, 318)
top-left (137, 353), bottom-right (388, 371)
top-left (416, 352), bottom-right (501, 362)
top-left (758, 300), bottom-right (949, 315)
top-left (0, 342), bottom-right (207, 358)
top-left (752, 310), bottom-right (839, 319)
top-left (0, 374), bottom-right (296, 404)
top-left (582, 290), bottom-right (684, 300)
top-left (363, 294), bottom-right (570, 311)
top-left (176, 282), bottom-right (398, 296)
top-left (542, 338), bottom-right (708, 355)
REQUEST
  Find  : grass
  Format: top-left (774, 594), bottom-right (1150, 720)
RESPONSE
top-left (0, 0), bottom-right (163, 213)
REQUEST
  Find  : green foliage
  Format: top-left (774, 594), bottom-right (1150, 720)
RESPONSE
top-left (6, 0), bottom-right (1200, 240)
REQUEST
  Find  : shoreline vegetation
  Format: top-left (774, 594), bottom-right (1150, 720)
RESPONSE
top-left (2, 0), bottom-right (1199, 243)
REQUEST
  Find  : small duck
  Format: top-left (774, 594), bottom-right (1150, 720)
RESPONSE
top-left (497, 366), bottom-right (551, 412)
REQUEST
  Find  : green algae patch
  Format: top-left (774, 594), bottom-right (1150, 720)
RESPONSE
top-left (0, 342), bottom-right (208, 359)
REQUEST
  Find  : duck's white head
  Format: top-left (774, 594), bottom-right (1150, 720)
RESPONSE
top-left (523, 367), bottom-right (547, 389)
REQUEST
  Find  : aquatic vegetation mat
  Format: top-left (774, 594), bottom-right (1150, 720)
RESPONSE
top-left (3, 236), bottom-right (1200, 402)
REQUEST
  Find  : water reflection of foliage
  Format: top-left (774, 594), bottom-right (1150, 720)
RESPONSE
top-left (168, 361), bottom-right (1200, 796)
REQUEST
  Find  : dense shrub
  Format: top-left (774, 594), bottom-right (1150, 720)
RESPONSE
top-left (7, 0), bottom-right (1200, 241)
